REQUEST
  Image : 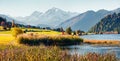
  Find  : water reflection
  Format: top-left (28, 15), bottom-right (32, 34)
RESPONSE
top-left (62, 44), bottom-right (120, 58)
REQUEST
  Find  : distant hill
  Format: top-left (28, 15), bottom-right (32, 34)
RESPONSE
top-left (58, 8), bottom-right (120, 32)
top-left (89, 13), bottom-right (120, 33)
top-left (0, 14), bottom-right (40, 28)
top-left (0, 14), bottom-right (25, 25)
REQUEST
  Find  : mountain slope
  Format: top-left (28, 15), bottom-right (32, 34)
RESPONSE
top-left (58, 10), bottom-right (111, 32)
top-left (89, 13), bottom-right (120, 33)
top-left (58, 8), bottom-right (120, 32)
top-left (16, 7), bottom-right (78, 26)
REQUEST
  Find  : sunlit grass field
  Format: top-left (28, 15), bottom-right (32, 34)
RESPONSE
top-left (0, 34), bottom-right (14, 44)
top-left (0, 28), bottom-right (61, 45)
top-left (0, 31), bottom-right (11, 34)
top-left (0, 30), bottom-right (14, 44)
top-left (22, 28), bottom-right (61, 35)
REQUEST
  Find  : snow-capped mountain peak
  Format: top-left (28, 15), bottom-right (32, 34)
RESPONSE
top-left (15, 7), bottom-right (78, 26)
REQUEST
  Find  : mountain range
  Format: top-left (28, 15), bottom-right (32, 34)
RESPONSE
top-left (1, 7), bottom-right (120, 32)
top-left (58, 8), bottom-right (120, 32)
top-left (15, 7), bottom-right (78, 26)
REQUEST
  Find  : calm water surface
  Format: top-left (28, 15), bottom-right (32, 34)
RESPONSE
top-left (63, 34), bottom-right (120, 58)
top-left (64, 44), bottom-right (120, 58)
top-left (80, 34), bottom-right (120, 40)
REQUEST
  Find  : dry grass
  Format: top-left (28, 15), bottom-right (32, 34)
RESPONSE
top-left (84, 39), bottom-right (120, 44)
top-left (17, 33), bottom-right (83, 46)
top-left (0, 45), bottom-right (117, 61)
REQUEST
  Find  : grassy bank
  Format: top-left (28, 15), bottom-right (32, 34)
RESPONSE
top-left (17, 33), bottom-right (83, 46)
top-left (0, 45), bottom-right (117, 61)
top-left (84, 39), bottom-right (120, 44)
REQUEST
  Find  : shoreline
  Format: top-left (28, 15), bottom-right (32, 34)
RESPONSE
top-left (83, 39), bottom-right (120, 44)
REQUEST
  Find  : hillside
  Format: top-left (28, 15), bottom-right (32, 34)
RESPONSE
top-left (89, 13), bottom-right (120, 33)
top-left (58, 10), bottom-right (111, 32)
top-left (58, 8), bottom-right (120, 32)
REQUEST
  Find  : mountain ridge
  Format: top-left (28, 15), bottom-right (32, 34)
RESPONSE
top-left (15, 7), bottom-right (78, 26)
top-left (0, 14), bottom-right (26, 25)
top-left (58, 8), bottom-right (120, 32)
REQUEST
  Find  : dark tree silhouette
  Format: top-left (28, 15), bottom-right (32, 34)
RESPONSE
top-left (66, 27), bottom-right (72, 35)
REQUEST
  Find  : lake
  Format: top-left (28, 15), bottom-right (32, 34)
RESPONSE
top-left (80, 34), bottom-right (120, 40)
top-left (63, 34), bottom-right (120, 58)
top-left (64, 44), bottom-right (120, 58)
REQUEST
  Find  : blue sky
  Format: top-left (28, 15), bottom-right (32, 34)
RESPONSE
top-left (0, 0), bottom-right (120, 17)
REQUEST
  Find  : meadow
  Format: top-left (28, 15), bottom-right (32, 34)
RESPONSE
top-left (0, 31), bottom-right (14, 44)
top-left (0, 28), bottom-right (61, 45)
top-left (0, 27), bottom-right (118, 61)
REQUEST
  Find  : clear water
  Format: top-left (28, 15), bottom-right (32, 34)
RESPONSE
top-left (63, 34), bottom-right (120, 58)
top-left (80, 34), bottom-right (120, 40)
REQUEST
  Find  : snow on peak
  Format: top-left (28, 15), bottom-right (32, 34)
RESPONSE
top-left (31, 11), bottom-right (42, 16)
top-left (15, 7), bottom-right (78, 27)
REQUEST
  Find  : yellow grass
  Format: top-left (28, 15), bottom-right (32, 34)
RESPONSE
top-left (0, 31), bottom-right (11, 34)
top-left (27, 31), bottom-right (61, 35)
top-left (0, 28), bottom-right (61, 45)
top-left (21, 28), bottom-right (61, 35)
top-left (0, 34), bottom-right (15, 44)
top-left (22, 28), bottom-right (41, 31)
top-left (84, 39), bottom-right (120, 44)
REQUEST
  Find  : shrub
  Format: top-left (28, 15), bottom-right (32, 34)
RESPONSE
top-left (12, 27), bottom-right (23, 37)
top-left (17, 34), bottom-right (83, 46)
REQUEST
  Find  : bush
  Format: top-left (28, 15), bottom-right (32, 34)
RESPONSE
top-left (17, 34), bottom-right (83, 46)
top-left (12, 27), bottom-right (23, 37)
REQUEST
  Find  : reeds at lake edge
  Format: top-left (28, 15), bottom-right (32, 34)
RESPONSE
top-left (17, 33), bottom-right (83, 46)
top-left (0, 45), bottom-right (117, 61)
